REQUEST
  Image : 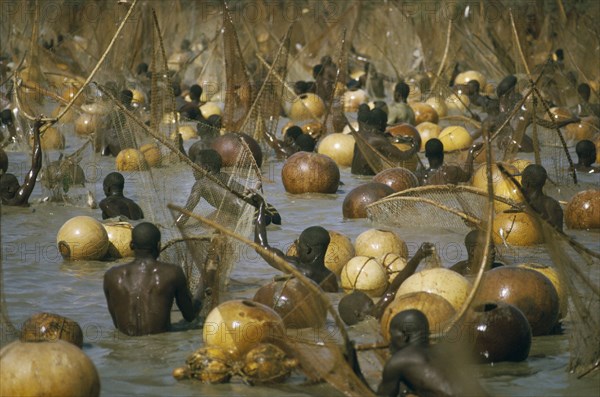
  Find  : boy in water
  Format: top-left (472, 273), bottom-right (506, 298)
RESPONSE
top-left (251, 192), bottom-right (337, 292)
top-left (0, 119), bottom-right (42, 206)
top-left (99, 172), bottom-right (144, 220)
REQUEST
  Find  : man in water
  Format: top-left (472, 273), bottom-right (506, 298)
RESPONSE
top-left (99, 172), bottom-right (144, 220)
top-left (572, 139), bottom-right (599, 174)
top-left (377, 310), bottom-right (488, 397)
top-left (417, 138), bottom-right (481, 185)
top-left (520, 164), bottom-right (563, 231)
top-left (449, 229), bottom-right (505, 276)
top-left (0, 119), bottom-right (42, 206)
top-left (351, 107), bottom-right (419, 176)
top-left (387, 82), bottom-right (415, 126)
top-left (251, 192), bottom-right (338, 292)
top-left (103, 222), bottom-right (202, 336)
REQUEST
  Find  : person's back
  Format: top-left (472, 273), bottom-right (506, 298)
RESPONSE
top-left (103, 223), bottom-right (201, 336)
top-left (104, 260), bottom-right (188, 335)
top-left (99, 172), bottom-right (144, 220)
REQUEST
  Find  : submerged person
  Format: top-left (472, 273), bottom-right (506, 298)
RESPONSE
top-left (449, 229), bottom-right (505, 276)
top-left (103, 222), bottom-right (202, 336)
top-left (387, 82), bottom-right (416, 126)
top-left (99, 172), bottom-right (144, 220)
top-left (572, 139), bottom-right (599, 173)
top-left (0, 119), bottom-right (42, 206)
top-left (251, 192), bottom-right (338, 292)
top-left (178, 84), bottom-right (204, 120)
top-left (351, 107), bottom-right (420, 176)
top-left (520, 164), bottom-right (563, 231)
top-left (377, 310), bottom-right (488, 397)
top-left (417, 138), bottom-right (481, 185)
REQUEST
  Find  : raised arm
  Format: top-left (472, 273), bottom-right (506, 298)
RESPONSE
top-left (252, 193), bottom-right (287, 272)
top-left (11, 119), bottom-right (43, 206)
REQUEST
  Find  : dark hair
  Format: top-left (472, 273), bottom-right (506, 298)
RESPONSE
top-left (312, 64), bottom-right (323, 79)
top-left (119, 90), bottom-right (133, 105)
top-left (189, 85), bottom-right (203, 101)
top-left (357, 104), bottom-right (371, 124)
top-left (136, 62), bottom-right (149, 75)
top-left (0, 148), bottom-right (7, 174)
top-left (171, 82), bottom-right (182, 97)
top-left (425, 138), bottom-right (444, 156)
top-left (576, 139), bottom-right (596, 157)
top-left (1, 109), bottom-right (14, 126)
top-left (294, 81), bottom-right (308, 95)
top-left (369, 107), bottom-right (388, 131)
top-left (389, 309), bottom-right (429, 336)
top-left (285, 126), bottom-right (303, 141)
top-left (194, 149), bottom-right (222, 173)
top-left (299, 226), bottom-right (330, 247)
top-left (338, 291), bottom-right (374, 326)
top-left (132, 222), bottom-right (161, 250)
top-left (295, 133), bottom-right (316, 152)
top-left (394, 82), bottom-right (410, 101)
top-left (577, 83), bottom-right (591, 102)
top-left (103, 172), bottom-right (125, 191)
top-left (522, 164), bottom-right (547, 188)
top-left (497, 75), bottom-right (517, 98)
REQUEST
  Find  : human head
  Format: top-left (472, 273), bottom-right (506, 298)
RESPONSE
top-left (320, 55), bottom-right (333, 65)
top-left (389, 309), bottom-right (429, 352)
top-left (297, 226), bottom-right (330, 263)
top-left (0, 148), bottom-right (7, 175)
top-left (357, 104), bottom-right (371, 124)
top-left (1, 109), bottom-right (14, 126)
top-left (193, 149), bottom-right (222, 177)
top-left (338, 291), bottom-right (374, 325)
top-left (295, 133), bottom-right (316, 152)
top-left (575, 139), bottom-right (597, 167)
top-left (189, 85), bottom-right (203, 101)
top-left (180, 39), bottom-right (191, 51)
top-left (312, 64), bottom-right (323, 79)
top-left (466, 80), bottom-right (480, 96)
top-left (0, 173), bottom-right (19, 200)
top-left (464, 229), bottom-right (496, 263)
top-left (425, 138), bottom-right (444, 162)
top-left (368, 107), bottom-right (388, 132)
top-left (497, 75), bottom-right (517, 98)
top-left (577, 83), bottom-right (591, 103)
top-left (119, 90), bottom-right (133, 107)
top-left (171, 82), bottom-right (182, 97)
top-left (521, 164), bottom-right (547, 195)
top-left (284, 126), bottom-right (302, 145)
top-left (103, 172), bottom-right (125, 196)
top-left (131, 222), bottom-right (161, 257)
top-left (136, 62), bottom-right (149, 76)
top-left (294, 81), bottom-right (308, 95)
top-left (394, 82), bottom-right (410, 102)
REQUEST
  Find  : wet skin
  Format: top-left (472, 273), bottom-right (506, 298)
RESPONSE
top-left (252, 193), bottom-right (338, 292)
top-left (103, 224), bottom-right (202, 336)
